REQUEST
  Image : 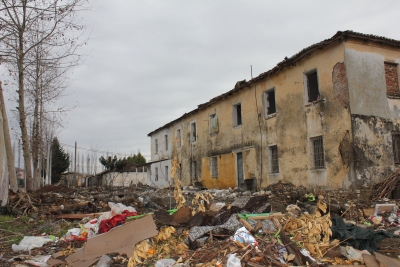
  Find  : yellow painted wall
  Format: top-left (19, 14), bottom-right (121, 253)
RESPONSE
top-left (151, 38), bottom-right (400, 189)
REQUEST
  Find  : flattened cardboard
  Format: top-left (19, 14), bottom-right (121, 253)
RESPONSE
top-left (374, 252), bottom-right (400, 267)
top-left (66, 215), bottom-right (158, 267)
top-left (362, 254), bottom-right (379, 267)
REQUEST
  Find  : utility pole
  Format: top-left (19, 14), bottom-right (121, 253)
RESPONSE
top-left (74, 142), bottom-right (77, 185)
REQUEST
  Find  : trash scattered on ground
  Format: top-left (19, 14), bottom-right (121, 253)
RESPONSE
top-left (3, 179), bottom-right (400, 266)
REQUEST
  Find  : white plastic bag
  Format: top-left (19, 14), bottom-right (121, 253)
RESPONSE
top-left (226, 254), bottom-right (241, 267)
top-left (155, 258), bottom-right (176, 267)
top-left (96, 254), bottom-right (112, 267)
top-left (12, 236), bottom-right (54, 252)
top-left (108, 202), bottom-right (137, 216)
top-left (232, 227), bottom-right (258, 247)
top-left (25, 255), bottom-right (52, 267)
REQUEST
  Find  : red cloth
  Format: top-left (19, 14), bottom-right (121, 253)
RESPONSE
top-left (98, 210), bottom-right (138, 234)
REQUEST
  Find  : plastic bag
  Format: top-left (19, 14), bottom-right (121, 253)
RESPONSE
top-left (96, 254), bottom-right (112, 267)
top-left (108, 202), bottom-right (137, 216)
top-left (25, 255), bottom-right (52, 267)
top-left (232, 227), bottom-right (258, 247)
top-left (12, 236), bottom-right (54, 252)
top-left (226, 254), bottom-right (241, 267)
top-left (155, 258), bottom-right (176, 267)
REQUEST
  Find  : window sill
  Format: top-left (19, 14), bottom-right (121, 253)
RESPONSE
top-left (310, 168), bottom-right (326, 172)
top-left (387, 94), bottom-right (400, 99)
top-left (210, 133), bottom-right (218, 137)
top-left (305, 99), bottom-right (325, 106)
top-left (233, 124), bottom-right (242, 129)
top-left (265, 113), bottom-right (277, 119)
top-left (268, 172), bottom-right (280, 176)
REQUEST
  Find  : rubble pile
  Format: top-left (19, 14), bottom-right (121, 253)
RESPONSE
top-left (2, 180), bottom-right (400, 267)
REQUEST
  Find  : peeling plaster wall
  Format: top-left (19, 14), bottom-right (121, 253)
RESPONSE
top-left (345, 41), bottom-right (400, 187)
top-left (149, 42), bottom-right (354, 189)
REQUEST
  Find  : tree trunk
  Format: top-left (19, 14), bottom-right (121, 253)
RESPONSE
top-left (31, 54), bottom-right (41, 189)
top-left (18, 39), bottom-right (34, 190)
top-left (0, 82), bottom-right (17, 192)
top-left (0, 101), bottom-right (8, 206)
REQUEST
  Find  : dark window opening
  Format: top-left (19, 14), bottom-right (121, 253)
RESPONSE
top-left (233, 103), bottom-right (242, 126)
top-left (165, 134), bottom-right (168, 150)
top-left (155, 167), bottom-right (159, 181)
top-left (191, 161), bottom-right (197, 181)
top-left (393, 134), bottom-right (400, 164)
top-left (191, 122), bottom-right (197, 142)
top-left (211, 157), bottom-right (218, 178)
top-left (155, 139), bottom-right (158, 153)
top-left (307, 71), bottom-right (320, 102)
top-left (264, 90), bottom-right (276, 116)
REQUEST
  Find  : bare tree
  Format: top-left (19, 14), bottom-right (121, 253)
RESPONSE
top-left (0, 0), bottom-right (89, 190)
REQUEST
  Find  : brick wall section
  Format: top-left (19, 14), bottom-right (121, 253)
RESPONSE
top-left (332, 62), bottom-right (349, 109)
top-left (385, 63), bottom-right (400, 98)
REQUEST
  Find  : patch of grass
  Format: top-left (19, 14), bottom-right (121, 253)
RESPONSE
top-left (0, 215), bottom-right (31, 247)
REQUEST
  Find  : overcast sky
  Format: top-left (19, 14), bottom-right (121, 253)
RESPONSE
top-left (7, 0), bottom-right (400, 161)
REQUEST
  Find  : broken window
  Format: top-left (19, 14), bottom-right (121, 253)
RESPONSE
top-left (210, 114), bottom-right (219, 135)
top-left (155, 139), bottom-right (158, 153)
top-left (269, 145), bottom-right (279, 174)
top-left (165, 134), bottom-right (168, 151)
top-left (211, 157), bottom-right (218, 178)
top-left (263, 88), bottom-right (276, 116)
top-left (233, 103), bottom-right (242, 127)
top-left (191, 122), bottom-right (197, 142)
top-left (191, 161), bottom-right (197, 181)
top-left (306, 71), bottom-right (320, 102)
top-left (385, 62), bottom-right (400, 98)
top-left (310, 136), bottom-right (325, 169)
top-left (176, 129), bottom-right (181, 148)
top-left (155, 167), bottom-right (159, 181)
top-left (165, 166), bottom-right (169, 180)
top-left (393, 134), bottom-right (400, 164)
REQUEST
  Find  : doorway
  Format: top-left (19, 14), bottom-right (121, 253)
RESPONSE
top-left (236, 152), bottom-right (244, 186)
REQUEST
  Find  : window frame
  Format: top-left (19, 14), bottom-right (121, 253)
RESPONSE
top-left (268, 145), bottom-right (279, 174)
top-left (211, 156), bottom-right (218, 178)
top-left (385, 62), bottom-right (400, 98)
top-left (176, 129), bottom-right (181, 148)
top-left (165, 166), bottom-right (169, 180)
top-left (232, 103), bottom-right (242, 127)
top-left (164, 134), bottom-right (168, 151)
top-left (310, 135), bottom-right (325, 170)
top-left (210, 113), bottom-right (218, 135)
top-left (263, 88), bottom-right (277, 117)
top-left (190, 121), bottom-right (197, 143)
top-left (304, 69), bottom-right (320, 103)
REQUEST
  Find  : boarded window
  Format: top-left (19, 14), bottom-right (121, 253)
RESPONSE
top-left (263, 89), bottom-right (276, 116)
top-left (385, 62), bottom-right (400, 98)
top-left (210, 114), bottom-right (219, 135)
top-left (393, 134), bottom-right (400, 164)
top-left (211, 157), bottom-right (218, 178)
top-left (165, 134), bottom-right (168, 150)
top-left (269, 145), bottom-right (279, 174)
top-left (233, 103), bottom-right (242, 126)
top-left (176, 129), bottom-right (181, 148)
top-left (306, 71), bottom-right (320, 102)
top-left (310, 136), bottom-right (325, 169)
top-left (191, 122), bottom-right (197, 142)
top-left (155, 167), bottom-right (158, 181)
top-left (191, 161), bottom-right (197, 181)
top-left (155, 139), bottom-right (158, 153)
top-left (165, 166), bottom-right (169, 180)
